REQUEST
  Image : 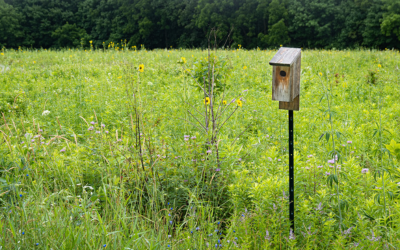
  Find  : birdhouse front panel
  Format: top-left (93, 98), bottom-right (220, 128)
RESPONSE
top-left (272, 65), bottom-right (291, 102)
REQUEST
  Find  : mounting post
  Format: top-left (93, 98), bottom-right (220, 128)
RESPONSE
top-left (289, 110), bottom-right (294, 230)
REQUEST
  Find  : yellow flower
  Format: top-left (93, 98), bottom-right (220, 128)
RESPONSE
top-left (237, 99), bottom-right (242, 107)
top-left (118, 76), bottom-right (122, 79)
top-left (89, 40), bottom-right (93, 43)
top-left (378, 64), bottom-right (382, 68)
top-left (89, 59), bottom-right (93, 62)
top-left (181, 57), bottom-right (187, 63)
top-left (223, 100), bottom-right (227, 105)
top-left (33, 61), bottom-right (36, 64)
top-left (280, 45), bottom-right (283, 47)
top-left (0, 53), bottom-right (3, 56)
top-left (139, 64), bottom-right (144, 72)
top-left (203, 97), bottom-right (210, 105)
top-left (243, 66), bottom-right (247, 70)
top-left (319, 72), bottom-right (322, 76)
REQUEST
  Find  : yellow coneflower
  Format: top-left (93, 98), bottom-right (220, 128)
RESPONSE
top-left (319, 72), bottom-right (322, 76)
top-left (118, 76), bottom-right (122, 79)
top-left (89, 59), bottom-right (93, 62)
top-left (0, 53), bottom-right (4, 56)
top-left (223, 100), bottom-right (227, 105)
top-left (243, 66), bottom-right (247, 70)
top-left (237, 99), bottom-right (242, 107)
top-left (378, 64), bottom-right (382, 68)
top-left (139, 64), bottom-right (144, 72)
top-left (203, 97), bottom-right (210, 105)
top-left (181, 57), bottom-right (187, 63)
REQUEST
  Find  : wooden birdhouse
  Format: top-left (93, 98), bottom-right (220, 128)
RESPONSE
top-left (269, 47), bottom-right (301, 111)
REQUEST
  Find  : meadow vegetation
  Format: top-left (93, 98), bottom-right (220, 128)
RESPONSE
top-left (1, 46), bottom-right (400, 249)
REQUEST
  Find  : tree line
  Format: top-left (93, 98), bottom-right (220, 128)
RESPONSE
top-left (1, 0), bottom-right (400, 49)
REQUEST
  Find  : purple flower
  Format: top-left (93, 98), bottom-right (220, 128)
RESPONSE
top-left (278, 159), bottom-right (281, 161)
top-left (207, 150), bottom-right (212, 154)
top-left (39, 129), bottom-right (43, 132)
top-left (329, 165), bottom-right (334, 168)
top-left (88, 126), bottom-right (94, 131)
top-left (325, 172), bottom-right (330, 176)
top-left (266, 134), bottom-right (269, 138)
top-left (268, 157), bottom-right (272, 161)
top-left (60, 148), bottom-right (66, 152)
top-left (96, 131), bottom-right (101, 134)
top-left (243, 89), bottom-right (248, 92)
top-left (21, 141), bottom-right (24, 144)
top-left (184, 135), bottom-right (189, 138)
top-left (31, 139), bottom-right (35, 142)
top-left (361, 168), bottom-right (369, 174)
top-left (90, 121), bottom-right (96, 125)
top-left (289, 228), bottom-right (295, 240)
top-left (305, 167), bottom-right (310, 170)
top-left (231, 98), bottom-right (236, 103)
top-left (215, 168), bottom-right (221, 172)
top-left (317, 165), bottom-right (323, 168)
top-left (307, 154), bottom-right (313, 158)
top-left (101, 123), bottom-right (105, 128)
top-left (347, 141), bottom-right (352, 144)
top-left (184, 138), bottom-right (189, 141)
top-left (238, 158), bottom-right (242, 161)
top-left (105, 131), bottom-right (109, 134)
top-left (328, 159), bottom-right (335, 164)
top-left (191, 136), bottom-right (196, 140)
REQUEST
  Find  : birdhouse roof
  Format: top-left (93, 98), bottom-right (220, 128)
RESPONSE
top-left (269, 47), bottom-right (301, 66)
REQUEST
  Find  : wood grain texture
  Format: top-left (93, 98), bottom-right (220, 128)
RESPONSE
top-left (279, 95), bottom-right (300, 111)
top-left (272, 66), bottom-right (291, 102)
top-left (269, 47), bottom-right (301, 66)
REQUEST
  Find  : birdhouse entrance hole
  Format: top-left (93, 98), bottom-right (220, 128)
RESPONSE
top-left (280, 70), bottom-right (287, 77)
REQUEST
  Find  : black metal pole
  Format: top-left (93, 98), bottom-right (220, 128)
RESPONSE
top-left (289, 110), bottom-right (294, 231)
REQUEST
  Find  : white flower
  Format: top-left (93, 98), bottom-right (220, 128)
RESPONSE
top-left (42, 110), bottom-right (50, 116)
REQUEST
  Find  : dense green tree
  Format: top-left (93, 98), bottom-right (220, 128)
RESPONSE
top-left (1, 0), bottom-right (399, 49)
top-left (0, 0), bottom-right (23, 47)
top-left (52, 22), bottom-right (89, 48)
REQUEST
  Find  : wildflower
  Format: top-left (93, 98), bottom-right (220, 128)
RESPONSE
top-left (204, 97), bottom-right (210, 105)
top-left (42, 110), bottom-right (50, 116)
top-left (347, 140), bottom-right (352, 144)
top-left (305, 167), bottom-right (310, 170)
top-left (60, 148), bottom-right (66, 152)
top-left (366, 230), bottom-right (382, 241)
top-left (361, 168), bottom-right (369, 174)
top-left (101, 123), bottom-right (105, 128)
top-left (277, 159), bottom-right (281, 162)
top-left (168, 245), bottom-right (170, 247)
top-left (191, 136), bottom-right (196, 140)
top-left (307, 155), bottom-right (313, 158)
top-left (196, 227), bottom-right (200, 231)
top-left (0, 53), bottom-right (3, 56)
top-left (329, 165), bottom-right (334, 168)
top-left (315, 202), bottom-right (323, 211)
top-left (96, 131), bottom-right (101, 134)
top-left (319, 72), bottom-right (322, 76)
top-left (243, 66), bottom-right (247, 70)
top-left (36, 243), bottom-right (39, 246)
top-left (238, 158), bottom-right (242, 161)
top-left (20, 194), bottom-right (23, 197)
top-left (223, 100), bottom-right (227, 105)
top-left (103, 244), bottom-right (106, 247)
top-left (378, 64), bottom-right (381, 68)
top-left (90, 121), bottom-right (96, 125)
top-left (325, 172), bottom-right (330, 176)
top-left (31, 139), bottom-right (35, 142)
top-left (88, 126), bottom-right (94, 131)
top-left (289, 229), bottom-right (295, 240)
top-left (105, 131), bottom-right (109, 134)
top-left (328, 159), bottom-right (335, 164)
top-left (169, 221), bottom-right (172, 224)
top-left (237, 99), bottom-right (243, 107)
top-left (139, 64), bottom-right (144, 72)
top-left (117, 76), bottom-right (122, 79)
top-left (181, 57), bottom-right (187, 63)
top-left (22, 232), bottom-right (25, 235)
top-left (207, 150), bottom-right (212, 154)
top-left (265, 230), bottom-right (271, 240)
top-left (168, 235), bottom-right (171, 238)
top-left (317, 165), bottom-right (323, 168)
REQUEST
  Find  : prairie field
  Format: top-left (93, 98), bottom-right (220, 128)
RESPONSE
top-left (1, 47), bottom-right (400, 249)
